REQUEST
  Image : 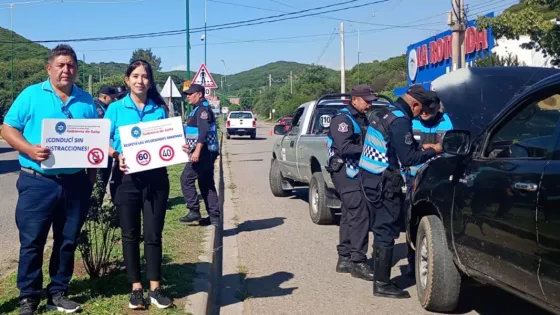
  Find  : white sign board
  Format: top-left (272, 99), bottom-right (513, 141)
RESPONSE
top-left (192, 63), bottom-right (218, 88)
top-left (119, 117), bottom-right (189, 174)
top-left (41, 119), bottom-right (110, 169)
top-left (222, 106), bottom-right (229, 114)
top-left (159, 76), bottom-right (182, 98)
top-left (205, 88), bottom-right (212, 98)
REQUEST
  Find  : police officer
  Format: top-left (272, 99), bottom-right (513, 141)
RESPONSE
top-left (327, 84), bottom-right (375, 281)
top-left (403, 94), bottom-right (453, 277)
top-left (359, 84), bottom-right (442, 299)
top-left (94, 86), bottom-right (118, 193)
top-left (1, 44), bottom-right (97, 315)
top-left (179, 83), bottom-right (220, 226)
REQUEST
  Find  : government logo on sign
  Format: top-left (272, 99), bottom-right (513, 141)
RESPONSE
top-left (131, 126), bottom-right (142, 139)
top-left (408, 49), bottom-right (418, 82)
top-left (55, 122), bottom-right (66, 135)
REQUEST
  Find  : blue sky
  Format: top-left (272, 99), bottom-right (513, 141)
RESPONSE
top-left (0, 0), bottom-right (515, 75)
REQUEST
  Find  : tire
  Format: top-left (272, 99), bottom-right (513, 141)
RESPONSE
top-left (250, 132), bottom-right (256, 139)
top-left (309, 172), bottom-right (333, 225)
top-left (269, 159), bottom-right (291, 197)
top-left (416, 215), bottom-right (461, 312)
top-left (226, 133), bottom-right (231, 139)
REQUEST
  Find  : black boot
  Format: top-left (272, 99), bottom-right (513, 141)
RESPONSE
top-left (179, 211), bottom-right (202, 223)
top-left (373, 245), bottom-right (411, 299)
top-left (406, 247), bottom-right (415, 278)
top-left (351, 261), bottom-right (374, 281)
top-left (336, 256), bottom-right (351, 273)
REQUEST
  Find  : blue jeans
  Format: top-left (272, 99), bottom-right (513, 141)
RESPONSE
top-left (15, 170), bottom-right (92, 299)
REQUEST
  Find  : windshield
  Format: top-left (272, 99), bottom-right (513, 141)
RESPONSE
top-left (432, 67), bottom-right (560, 137)
top-left (230, 112), bottom-right (253, 119)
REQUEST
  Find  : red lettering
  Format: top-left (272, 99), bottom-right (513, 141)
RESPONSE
top-left (466, 27), bottom-right (475, 54)
top-left (430, 41), bottom-right (437, 64)
top-left (437, 38), bottom-right (445, 62)
top-left (422, 44), bottom-right (428, 66)
top-left (444, 35), bottom-right (452, 60)
top-left (477, 28), bottom-right (489, 50)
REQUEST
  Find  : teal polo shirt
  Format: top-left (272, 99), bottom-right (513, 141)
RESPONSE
top-left (3, 79), bottom-right (97, 175)
top-left (104, 94), bottom-right (167, 153)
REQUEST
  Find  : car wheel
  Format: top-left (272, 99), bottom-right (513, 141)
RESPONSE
top-left (269, 159), bottom-right (291, 197)
top-left (416, 215), bottom-right (461, 312)
top-left (309, 172), bottom-right (333, 225)
top-left (226, 133), bottom-right (231, 139)
top-left (250, 133), bottom-right (256, 139)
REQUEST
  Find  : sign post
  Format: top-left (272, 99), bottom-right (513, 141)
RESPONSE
top-left (41, 119), bottom-right (111, 169)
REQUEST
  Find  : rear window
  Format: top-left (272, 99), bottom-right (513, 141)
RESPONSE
top-left (229, 112), bottom-right (253, 119)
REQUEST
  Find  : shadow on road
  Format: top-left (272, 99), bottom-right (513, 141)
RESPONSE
top-left (232, 158), bottom-right (264, 163)
top-left (230, 151), bottom-right (269, 156)
top-left (223, 217), bottom-right (286, 237)
top-left (221, 271), bottom-right (296, 307)
top-left (0, 159), bottom-right (20, 175)
top-left (226, 137), bottom-right (268, 141)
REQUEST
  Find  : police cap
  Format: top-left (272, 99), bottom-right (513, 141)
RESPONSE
top-left (351, 84), bottom-right (378, 102)
top-left (99, 86), bottom-right (117, 98)
top-left (406, 85), bottom-right (439, 114)
top-left (183, 83), bottom-right (205, 95)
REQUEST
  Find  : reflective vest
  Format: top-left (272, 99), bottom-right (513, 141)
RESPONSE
top-left (327, 108), bottom-right (361, 179)
top-left (408, 113), bottom-right (453, 176)
top-left (359, 107), bottom-right (405, 175)
top-left (184, 101), bottom-right (219, 153)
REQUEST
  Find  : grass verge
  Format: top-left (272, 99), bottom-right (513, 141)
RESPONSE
top-left (0, 164), bottom-right (206, 314)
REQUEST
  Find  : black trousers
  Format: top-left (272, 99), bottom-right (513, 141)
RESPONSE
top-left (334, 179), bottom-right (369, 263)
top-left (362, 176), bottom-right (403, 248)
top-left (180, 155), bottom-right (219, 220)
top-left (113, 168), bottom-right (170, 283)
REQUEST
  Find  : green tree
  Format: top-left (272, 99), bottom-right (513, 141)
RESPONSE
top-left (477, 0), bottom-right (560, 65)
top-left (130, 48), bottom-right (162, 71)
top-left (474, 52), bottom-right (526, 67)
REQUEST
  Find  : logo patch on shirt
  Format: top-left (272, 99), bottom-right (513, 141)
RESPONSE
top-left (405, 132), bottom-right (413, 145)
top-left (200, 111), bottom-right (208, 119)
top-left (338, 122), bottom-right (348, 133)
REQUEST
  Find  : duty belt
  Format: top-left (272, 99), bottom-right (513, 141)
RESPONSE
top-left (21, 167), bottom-right (81, 179)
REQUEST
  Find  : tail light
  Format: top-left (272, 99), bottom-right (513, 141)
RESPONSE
top-left (226, 120), bottom-right (230, 127)
top-left (252, 120), bottom-right (256, 128)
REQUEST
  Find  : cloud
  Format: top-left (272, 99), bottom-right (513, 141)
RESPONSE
top-left (168, 64), bottom-right (186, 71)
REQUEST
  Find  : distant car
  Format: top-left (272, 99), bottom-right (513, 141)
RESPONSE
top-left (406, 67), bottom-right (560, 314)
top-left (277, 116), bottom-right (293, 132)
top-left (226, 111), bottom-right (257, 139)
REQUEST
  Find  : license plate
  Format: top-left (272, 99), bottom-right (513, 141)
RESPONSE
top-left (238, 129), bottom-right (245, 132)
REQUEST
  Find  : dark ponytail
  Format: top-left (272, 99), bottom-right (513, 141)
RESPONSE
top-left (126, 59), bottom-right (167, 108)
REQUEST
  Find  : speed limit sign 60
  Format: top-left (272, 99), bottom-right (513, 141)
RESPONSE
top-left (136, 150), bottom-right (151, 166)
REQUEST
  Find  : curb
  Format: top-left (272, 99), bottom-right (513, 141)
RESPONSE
top-left (184, 132), bottom-right (224, 315)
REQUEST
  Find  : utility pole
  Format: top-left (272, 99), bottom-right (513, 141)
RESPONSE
top-left (340, 23), bottom-right (346, 94)
top-left (10, 3), bottom-right (14, 102)
top-left (82, 54), bottom-right (86, 88)
top-left (290, 71), bottom-right (293, 94)
top-left (269, 74), bottom-right (272, 87)
top-left (185, 0), bottom-right (190, 118)
top-left (449, 0), bottom-right (466, 71)
top-left (460, 0), bottom-right (466, 68)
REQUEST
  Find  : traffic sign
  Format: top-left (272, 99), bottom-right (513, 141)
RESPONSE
top-left (87, 148), bottom-right (105, 165)
top-left (159, 145), bottom-right (175, 162)
top-left (136, 150), bottom-right (151, 166)
top-left (191, 63), bottom-right (218, 88)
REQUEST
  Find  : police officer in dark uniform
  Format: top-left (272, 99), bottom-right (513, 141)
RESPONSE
top-left (179, 83), bottom-right (220, 226)
top-left (94, 86), bottom-right (118, 193)
top-left (359, 84), bottom-right (442, 299)
top-left (403, 95), bottom-right (453, 277)
top-left (327, 84), bottom-right (375, 281)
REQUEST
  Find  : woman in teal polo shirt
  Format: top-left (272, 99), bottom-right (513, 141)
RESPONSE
top-left (104, 60), bottom-right (172, 310)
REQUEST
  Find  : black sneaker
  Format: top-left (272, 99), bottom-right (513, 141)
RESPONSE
top-left (19, 297), bottom-right (39, 315)
top-left (46, 292), bottom-right (80, 313)
top-left (128, 288), bottom-right (146, 310)
top-left (148, 288), bottom-right (173, 309)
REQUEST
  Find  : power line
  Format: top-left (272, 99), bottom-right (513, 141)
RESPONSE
top-left (1, 0), bottom-right (392, 43)
top-left (316, 28), bottom-right (337, 64)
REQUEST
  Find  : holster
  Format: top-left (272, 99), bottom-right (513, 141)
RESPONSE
top-left (326, 156), bottom-right (344, 174)
top-left (380, 167), bottom-right (404, 199)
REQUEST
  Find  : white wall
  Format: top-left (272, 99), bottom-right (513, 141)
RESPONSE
top-left (492, 35), bottom-right (556, 67)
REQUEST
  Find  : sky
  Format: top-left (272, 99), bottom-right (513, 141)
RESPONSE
top-left (0, 0), bottom-right (516, 76)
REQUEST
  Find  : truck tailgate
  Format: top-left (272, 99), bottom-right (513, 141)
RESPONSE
top-left (229, 118), bottom-right (253, 128)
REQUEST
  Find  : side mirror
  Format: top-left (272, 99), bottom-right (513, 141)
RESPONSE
top-left (273, 124), bottom-right (287, 135)
top-left (442, 130), bottom-right (471, 156)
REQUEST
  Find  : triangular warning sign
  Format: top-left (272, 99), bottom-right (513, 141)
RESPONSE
top-left (191, 63), bottom-right (218, 88)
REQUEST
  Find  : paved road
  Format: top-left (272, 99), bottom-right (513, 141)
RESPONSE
top-left (0, 141), bottom-right (22, 277)
top-left (222, 120), bottom-right (552, 315)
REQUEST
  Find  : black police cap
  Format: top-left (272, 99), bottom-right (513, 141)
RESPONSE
top-left (183, 83), bottom-right (205, 95)
top-left (99, 86), bottom-right (117, 97)
top-left (351, 84), bottom-right (378, 102)
top-left (406, 85), bottom-right (439, 112)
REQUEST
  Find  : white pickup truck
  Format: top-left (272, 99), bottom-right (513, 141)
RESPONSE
top-left (269, 93), bottom-right (391, 224)
top-left (225, 111), bottom-right (257, 139)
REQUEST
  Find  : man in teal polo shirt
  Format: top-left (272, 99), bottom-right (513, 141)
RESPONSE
top-left (1, 44), bottom-right (98, 315)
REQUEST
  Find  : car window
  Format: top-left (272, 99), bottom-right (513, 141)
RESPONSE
top-left (229, 112), bottom-right (253, 119)
top-left (310, 107), bottom-right (341, 135)
top-left (484, 92), bottom-right (560, 159)
top-left (288, 108), bottom-right (305, 135)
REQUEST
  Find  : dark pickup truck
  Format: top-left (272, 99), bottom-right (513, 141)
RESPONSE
top-left (407, 67), bottom-right (560, 314)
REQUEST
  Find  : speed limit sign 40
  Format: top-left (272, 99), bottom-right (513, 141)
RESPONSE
top-left (159, 145), bottom-right (175, 162)
top-left (136, 150), bottom-right (151, 166)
